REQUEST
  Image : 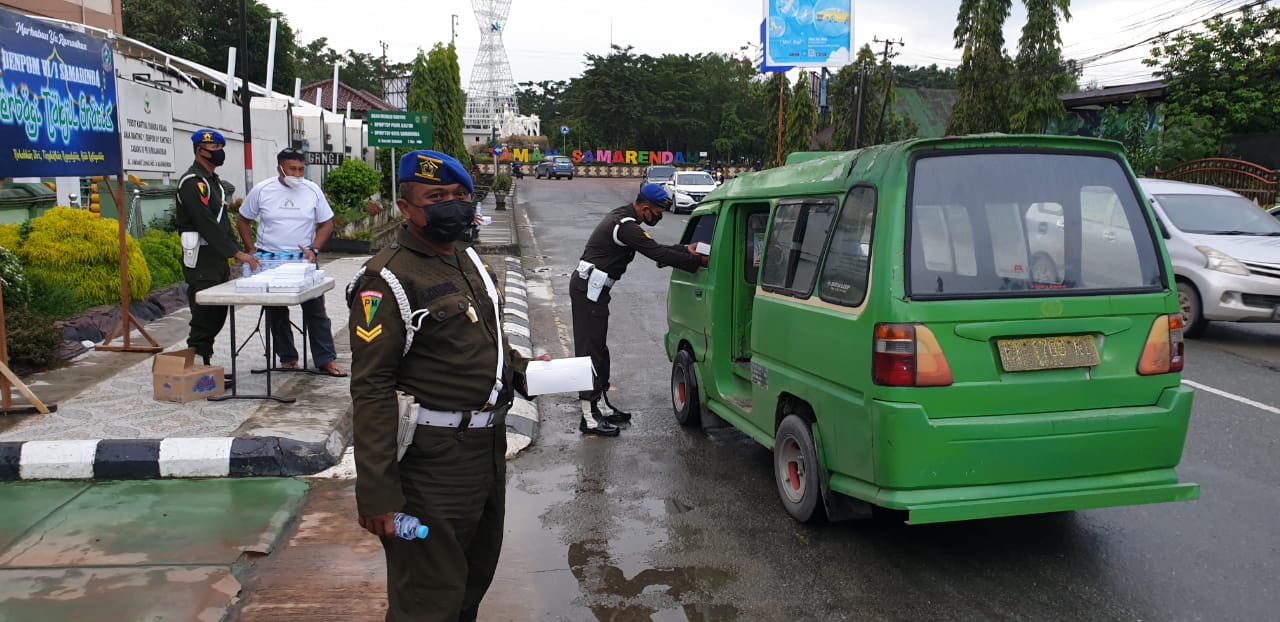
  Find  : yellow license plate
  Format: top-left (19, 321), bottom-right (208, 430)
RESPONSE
top-left (997, 335), bottom-right (1099, 372)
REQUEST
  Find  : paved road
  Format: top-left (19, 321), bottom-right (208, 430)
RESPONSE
top-left (491, 177), bottom-right (1280, 621)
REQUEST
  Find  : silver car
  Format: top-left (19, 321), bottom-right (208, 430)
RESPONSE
top-left (1139, 178), bottom-right (1280, 336)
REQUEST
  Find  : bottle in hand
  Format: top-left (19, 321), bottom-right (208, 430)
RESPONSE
top-left (393, 512), bottom-right (430, 540)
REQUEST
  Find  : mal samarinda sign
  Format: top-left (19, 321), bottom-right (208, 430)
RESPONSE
top-left (0, 6), bottom-right (121, 176)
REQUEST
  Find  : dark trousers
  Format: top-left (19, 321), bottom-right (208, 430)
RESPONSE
top-left (570, 273), bottom-right (611, 402)
top-left (265, 296), bottom-right (337, 366)
top-left (183, 259), bottom-right (230, 361)
top-left (381, 418), bottom-right (506, 622)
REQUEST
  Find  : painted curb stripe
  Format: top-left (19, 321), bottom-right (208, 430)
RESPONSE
top-left (159, 437), bottom-right (233, 478)
top-left (0, 442), bottom-right (21, 480)
top-left (21, 440), bottom-right (99, 480)
top-left (93, 440), bottom-right (161, 479)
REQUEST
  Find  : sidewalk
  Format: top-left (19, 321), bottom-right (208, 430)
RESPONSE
top-left (0, 201), bottom-right (538, 481)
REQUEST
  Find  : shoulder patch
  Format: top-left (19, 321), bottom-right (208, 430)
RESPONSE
top-left (360, 290), bottom-right (383, 325)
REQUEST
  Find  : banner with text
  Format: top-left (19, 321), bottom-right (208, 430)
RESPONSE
top-left (118, 80), bottom-right (175, 173)
top-left (0, 6), bottom-right (121, 176)
top-left (366, 110), bottom-right (432, 148)
top-left (763, 0), bottom-right (853, 68)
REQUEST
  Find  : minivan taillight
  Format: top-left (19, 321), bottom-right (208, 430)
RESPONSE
top-left (873, 323), bottom-right (954, 386)
top-left (1138, 314), bottom-right (1185, 375)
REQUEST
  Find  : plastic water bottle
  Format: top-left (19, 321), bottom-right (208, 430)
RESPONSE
top-left (393, 512), bottom-right (430, 540)
top-left (242, 262), bottom-right (251, 278)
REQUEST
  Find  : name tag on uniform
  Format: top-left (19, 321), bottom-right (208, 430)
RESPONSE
top-left (465, 304), bottom-right (479, 323)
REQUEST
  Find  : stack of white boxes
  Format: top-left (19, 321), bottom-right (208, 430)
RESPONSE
top-left (236, 261), bottom-right (326, 293)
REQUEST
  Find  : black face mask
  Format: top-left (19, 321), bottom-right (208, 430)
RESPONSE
top-left (418, 199), bottom-right (476, 242)
top-left (642, 209), bottom-right (663, 226)
top-left (204, 149), bottom-right (226, 166)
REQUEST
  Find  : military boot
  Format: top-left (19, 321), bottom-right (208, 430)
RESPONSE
top-left (600, 394), bottom-right (632, 425)
top-left (579, 400), bottom-right (620, 437)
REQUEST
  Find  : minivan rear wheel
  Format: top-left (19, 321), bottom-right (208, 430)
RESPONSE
top-left (774, 415), bottom-right (827, 523)
top-left (671, 350), bottom-right (701, 427)
top-left (1177, 281), bottom-right (1208, 337)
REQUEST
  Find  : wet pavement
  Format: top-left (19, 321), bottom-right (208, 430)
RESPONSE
top-left (0, 478), bottom-right (307, 621)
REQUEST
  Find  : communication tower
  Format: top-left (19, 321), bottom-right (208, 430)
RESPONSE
top-left (464, 0), bottom-right (519, 134)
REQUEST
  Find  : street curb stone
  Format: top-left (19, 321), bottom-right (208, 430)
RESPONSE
top-left (0, 255), bottom-right (539, 480)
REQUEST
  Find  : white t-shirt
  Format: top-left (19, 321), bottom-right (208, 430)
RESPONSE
top-left (240, 177), bottom-right (335, 253)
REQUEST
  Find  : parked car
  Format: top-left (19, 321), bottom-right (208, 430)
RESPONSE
top-left (665, 135), bottom-right (1197, 525)
top-left (643, 165), bottom-right (677, 187)
top-left (1139, 178), bottom-right (1280, 336)
top-left (534, 156), bottom-right (574, 180)
top-left (664, 171), bottom-right (718, 213)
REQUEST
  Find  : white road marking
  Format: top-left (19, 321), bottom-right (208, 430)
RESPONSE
top-left (1183, 379), bottom-right (1280, 415)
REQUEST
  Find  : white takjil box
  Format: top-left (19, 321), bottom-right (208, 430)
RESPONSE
top-left (524, 357), bottom-right (595, 395)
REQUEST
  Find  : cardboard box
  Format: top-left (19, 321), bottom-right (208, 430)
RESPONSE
top-left (524, 357), bottom-right (595, 395)
top-left (152, 348), bottom-right (225, 403)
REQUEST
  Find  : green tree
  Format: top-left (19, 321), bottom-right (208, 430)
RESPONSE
top-left (405, 51), bottom-right (432, 149)
top-left (829, 46), bottom-right (919, 150)
top-left (764, 72), bottom-right (790, 166)
top-left (123, 0), bottom-right (300, 94)
top-left (948, 0), bottom-right (1014, 134)
top-left (1010, 0), bottom-right (1074, 133)
top-left (1097, 98), bottom-right (1156, 174)
top-left (426, 44), bottom-right (467, 164)
top-left (1146, 5), bottom-right (1280, 143)
top-left (894, 64), bottom-right (959, 89)
top-left (783, 78), bottom-right (818, 159)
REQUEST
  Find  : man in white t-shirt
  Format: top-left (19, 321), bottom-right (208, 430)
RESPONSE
top-left (236, 148), bottom-right (346, 377)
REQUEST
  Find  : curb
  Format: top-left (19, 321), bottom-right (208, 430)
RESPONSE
top-left (501, 255), bottom-right (539, 459)
top-left (0, 256), bottom-right (539, 481)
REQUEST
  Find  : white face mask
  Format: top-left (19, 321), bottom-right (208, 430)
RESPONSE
top-left (278, 168), bottom-right (305, 187)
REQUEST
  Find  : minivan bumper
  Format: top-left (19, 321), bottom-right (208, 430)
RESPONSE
top-left (1186, 269), bottom-right (1280, 322)
top-left (832, 384), bottom-right (1198, 523)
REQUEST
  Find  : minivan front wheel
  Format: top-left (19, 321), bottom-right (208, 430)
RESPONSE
top-left (671, 350), bottom-right (701, 427)
top-left (773, 415), bottom-right (827, 523)
top-left (1177, 281), bottom-right (1208, 337)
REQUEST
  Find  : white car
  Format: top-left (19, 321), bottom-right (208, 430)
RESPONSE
top-left (1140, 178), bottom-right (1280, 336)
top-left (664, 171), bottom-right (718, 214)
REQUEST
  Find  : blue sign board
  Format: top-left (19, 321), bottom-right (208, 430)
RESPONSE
top-left (758, 20), bottom-right (794, 73)
top-left (492, 145), bottom-right (505, 157)
top-left (763, 0), bottom-right (853, 68)
top-left (0, 7), bottom-right (121, 176)
top-left (560, 125), bottom-right (569, 135)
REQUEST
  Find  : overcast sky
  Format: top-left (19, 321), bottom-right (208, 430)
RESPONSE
top-left (261, 0), bottom-right (1247, 89)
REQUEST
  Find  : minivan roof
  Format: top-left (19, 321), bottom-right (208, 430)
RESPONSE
top-left (706, 134), bottom-right (1128, 204)
top-left (1137, 177), bottom-right (1244, 198)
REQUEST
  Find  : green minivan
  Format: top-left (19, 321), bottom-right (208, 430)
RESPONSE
top-left (665, 135), bottom-right (1199, 525)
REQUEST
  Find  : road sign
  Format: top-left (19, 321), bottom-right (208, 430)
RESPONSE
top-left (306, 152), bottom-right (346, 166)
top-left (561, 126), bottom-right (569, 135)
top-left (366, 110), bottom-right (433, 148)
top-left (493, 145), bottom-right (505, 157)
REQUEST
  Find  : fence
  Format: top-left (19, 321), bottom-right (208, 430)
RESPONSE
top-left (1154, 158), bottom-right (1278, 207)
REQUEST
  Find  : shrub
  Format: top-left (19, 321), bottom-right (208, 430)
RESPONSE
top-left (148, 203), bottom-right (178, 233)
top-left (0, 245), bottom-right (31, 308)
top-left (139, 229), bottom-right (184, 288)
top-left (4, 305), bottom-right (60, 372)
top-left (491, 172), bottom-right (513, 194)
top-left (18, 207), bottom-right (151, 309)
top-left (0, 224), bottom-right (23, 252)
top-left (323, 158), bottom-right (382, 220)
top-left (26, 272), bottom-right (86, 318)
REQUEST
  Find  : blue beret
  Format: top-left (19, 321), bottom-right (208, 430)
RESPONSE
top-left (399, 150), bottom-right (474, 194)
top-left (192, 129), bottom-right (225, 145)
top-left (639, 183), bottom-right (673, 209)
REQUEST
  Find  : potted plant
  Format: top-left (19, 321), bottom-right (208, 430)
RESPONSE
top-left (491, 173), bottom-right (513, 211)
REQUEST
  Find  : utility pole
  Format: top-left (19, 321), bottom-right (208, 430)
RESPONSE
top-left (451, 14), bottom-right (459, 46)
top-left (853, 65), bottom-right (867, 148)
top-left (872, 37), bottom-right (904, 146)
top-left (379, 41), bottom-right (389, 97)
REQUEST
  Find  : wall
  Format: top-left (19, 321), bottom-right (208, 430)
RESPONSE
top-left (1, 0), bottom-right (121, 33)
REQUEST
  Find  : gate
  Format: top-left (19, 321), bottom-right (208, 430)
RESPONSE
top-left (1155, 158), bottom-right (1278, 207)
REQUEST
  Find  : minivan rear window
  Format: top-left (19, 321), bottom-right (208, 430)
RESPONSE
top-left (908, 152), bottom-right (1164, 298)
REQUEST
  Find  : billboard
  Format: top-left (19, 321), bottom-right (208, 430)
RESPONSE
top-left (118, 80), bottom-right (176, 173)
top-left (0, 6), bottom-right (121, 176)
top-left (763, 0), bottom-right (853, 68)
top-left (366, 110), bottom-right (432, 148)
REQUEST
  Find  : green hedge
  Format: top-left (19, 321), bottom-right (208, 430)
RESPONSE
top-left (139, 230), bottom-right (183, 288)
